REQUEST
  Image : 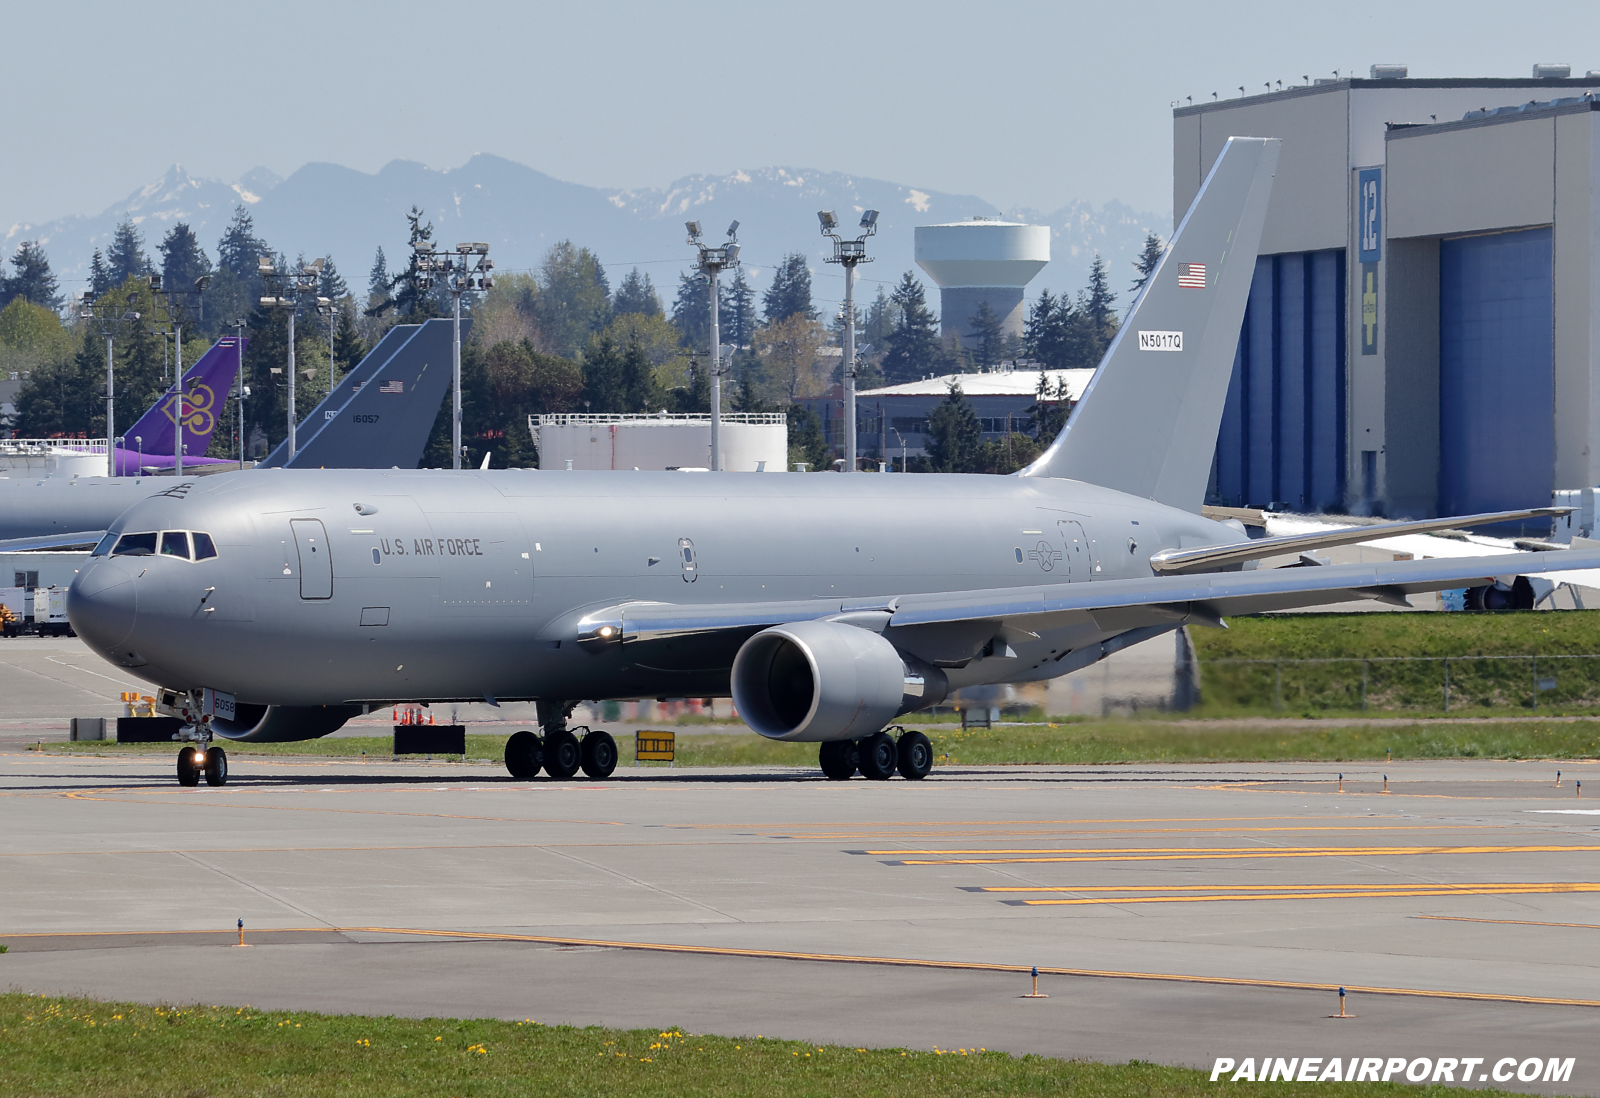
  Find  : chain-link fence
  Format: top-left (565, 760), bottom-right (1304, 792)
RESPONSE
top-left (1200, 654), bottom-right (1600, 714)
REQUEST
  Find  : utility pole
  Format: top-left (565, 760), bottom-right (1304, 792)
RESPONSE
top-left (412, 242), bottom-right (493, 469)
top-left (149, 273), bottom-right (209, 478)
top-left (819, 209), bottom-right (878, 471)
top-left (259, 257), bottom-right (323, 463)
top-left (231, 319), bottom-right (249, 469)
top-left (685, 221), bottom-right (740, 471)
top-left (79, 296), bottom-right (140, 476)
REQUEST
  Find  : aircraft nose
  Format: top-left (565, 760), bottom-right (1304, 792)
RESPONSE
top-left (68, 560), bottom-right (138, 650)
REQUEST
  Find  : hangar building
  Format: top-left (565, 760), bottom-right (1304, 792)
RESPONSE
top-left (1176, 68), bottom-right (1600, 529)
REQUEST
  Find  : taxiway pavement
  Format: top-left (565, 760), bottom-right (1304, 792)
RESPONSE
top-left (2, 746), bottom-right (1598, 1093)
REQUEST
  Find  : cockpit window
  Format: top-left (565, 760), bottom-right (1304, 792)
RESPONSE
top-left (112, 532), bottom-right (157, 557)
top-left (160, 531), bottom-right (191, 560)
top-left (92, 533), bottom-right (118, 557)
top-left (192, 532), bottom-right (218, 560)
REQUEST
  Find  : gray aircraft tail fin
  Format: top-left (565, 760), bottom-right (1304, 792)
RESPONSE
top-left (1021, 137), bottom-right (1280, 510)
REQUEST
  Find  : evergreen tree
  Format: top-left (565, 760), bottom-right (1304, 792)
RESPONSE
top-left (1130, 231), bottom-right (1165, 296)
top-left (861, 285), bottom-right (896, 353)
top-left (536, 241), bottom-right (610, 359)
top-left (217, 208), bottom-right (269, 277)
top-left (924, 381), bottom-right (983, 473)
top-left (89, 249), bottom-right (113, 296)
top-left (107, 221), bottom-right (147, 286)
top-left (318, 255), bottom-right (348, 302)
top-left (333, 304), bottom-right (364, 377)
top-left (969, 300), bottom-right (1004, 366)
top-left (612, 267), bottom-right (662, 317)
top-left (367, 248), bottom-right (388, 299)
top-left (762, 253), bottom-right (815, 323)
top-left (385, 206), bottom-right (441, 318)
top-left (580, 332), bottom-right (653, 414)
top-left (158, 224), bottom-right (212, 299)
top-left (0, 241), bottom-right (61, 310)
top-left (1083, 253), bottom-right (1117, 338)
top-left (786, 404), bottom-right (828, 471)
top-left (1030, 371), bottom-right (1075, 451)
top-left (721, 268), bottom-right (756, 347)
top-left (879, 272), bottom-right (940, 384)
top-left (671, 271), bottom-right (710, 351)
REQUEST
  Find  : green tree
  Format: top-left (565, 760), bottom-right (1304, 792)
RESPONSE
top-left (158, 224), bottom-right (213, 303)
top-left (762, 253), bottom-right (815, 323)
top-left (1, 241), bottom-right (61, 310)
top-left (466, 338), bottom-right (583, 467)
top-left (670, 271), bottom-right (710, 350)
top-left (333, 303), bottom-right (364, 378)
top-left (1030, 371), bottom-right (1075, 450)
top-left (721, 268), bottom-right (757, 347)
top-left (89, 249), bottom-right (113, 296)
top-left (861, 285), bottom-right (896, 352)
top-left (880, 272), bottom-right (940, 384)
top-left (383, 207), bottom-right (442, 319)
top-left (536, 241), bottom-right (610, 359)
top-left (581, 333), bottom-right (654, 414)
top-left (318, 255), bottom-right (349, 302)
top-left (969, 299), bottom-right (1004, 366)
top-left (1130, 232), bottom-right (1165, 297)
top-left (786, 404), bottom-right (828, 470)
top-left (612, 267), bottom-right (662, 317)
top-left (1083, 253), bottom-right (1118, 343)
top-left (924, 381), bottom-right (983, 473)
top-left (365, 247), bottom-right (390, 312)
top-left (107, 222), bottom-right (147, 286)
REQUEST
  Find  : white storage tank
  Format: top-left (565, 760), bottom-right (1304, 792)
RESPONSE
top-left (914, 219), bottom-right (1050, 350)
top-left (530, 413), bottom-right (788, 472)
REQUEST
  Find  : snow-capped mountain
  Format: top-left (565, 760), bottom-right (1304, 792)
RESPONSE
top-left (4, 155), bottom-right (1167, 312)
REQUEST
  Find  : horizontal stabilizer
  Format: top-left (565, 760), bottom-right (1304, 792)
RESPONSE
top-left (1149, 507), bottom-right (1571, 574)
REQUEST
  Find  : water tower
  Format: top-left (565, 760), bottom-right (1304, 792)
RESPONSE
top-left (914, 218), bottom-right (1050, 351)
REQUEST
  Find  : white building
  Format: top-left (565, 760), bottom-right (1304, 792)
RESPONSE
top-left (530, 413), bottom-right (788, 472)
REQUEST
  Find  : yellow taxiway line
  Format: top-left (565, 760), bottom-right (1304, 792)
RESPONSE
top-left (882, 844), bottom-right (1600, 865)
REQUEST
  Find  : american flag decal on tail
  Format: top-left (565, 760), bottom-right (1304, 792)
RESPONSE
top-left (379, 380), bottom-right (404, 394)
top-left (1177, 262), bottom-right (1207, 288)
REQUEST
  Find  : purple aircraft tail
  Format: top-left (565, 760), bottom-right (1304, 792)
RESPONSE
top-left (114, 336), bottom-right (246, 475)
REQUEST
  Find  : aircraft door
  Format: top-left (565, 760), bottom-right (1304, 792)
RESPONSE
top-left (290, 519), bottom-right (333, 599)
top-left (1057, 520), bottom-right (1099, 579)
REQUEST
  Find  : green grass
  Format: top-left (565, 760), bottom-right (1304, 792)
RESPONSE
top-left (42, 718), bottom-right (1600, 767)
top-left (0, 992), bottom-right (1525, 1097)
top-left (1188, 611), bottom-right (1600, 718)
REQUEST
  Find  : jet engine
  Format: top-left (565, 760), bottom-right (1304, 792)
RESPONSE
top-left (730, 620), bottom-right (947, 741)
top-left (211, 703), bottom-right (362, 742)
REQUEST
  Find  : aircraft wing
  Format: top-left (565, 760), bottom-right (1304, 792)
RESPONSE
top-left (579, 547), bottom-right (1600, 670)
top-left (0, 531), bottom-right (107, 553)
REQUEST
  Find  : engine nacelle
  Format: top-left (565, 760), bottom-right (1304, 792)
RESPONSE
top-left (730, 620), bottom-right (947, 741)
top-left (211, 703), bottom-right (362, 742)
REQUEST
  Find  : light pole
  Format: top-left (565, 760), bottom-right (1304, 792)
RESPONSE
top-left (79, 295), bottom-right (140, 476)
top-left (148, 273), bottom-right (208, 478)
top-left (819, 209), bottom-right (878, 472)
top-left (412, 242), bottom-right (493, 469)
top-left (231, 319), bottom-right (248, 468)
top-left (685, 220), bottom-right (741, 472)
top-left (259, 257), bottom-right (323, 463)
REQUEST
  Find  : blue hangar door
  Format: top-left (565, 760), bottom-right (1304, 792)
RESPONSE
top-left (1438, 228), bottom-right (1553, 520)
top-left (1210, 250), bottom-right (1346, 512)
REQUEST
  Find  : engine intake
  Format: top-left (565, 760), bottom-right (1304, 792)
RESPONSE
top-left (731, 620), bottom-right (947, 741)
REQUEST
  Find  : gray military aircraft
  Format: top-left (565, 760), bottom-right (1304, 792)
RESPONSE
top-left (65, 138), bottom-right (1599, 787)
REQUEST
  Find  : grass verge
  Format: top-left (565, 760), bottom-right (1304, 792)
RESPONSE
top-left (0, 992), bottom-right (1523, 1098)
top-left (40, 719), bottom-right (1600, 766)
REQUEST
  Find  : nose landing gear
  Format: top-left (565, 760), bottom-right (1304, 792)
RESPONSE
top-left (167, 690), bottom-right (227, 787)
top-left (817, 727), bottom-right (932, 781)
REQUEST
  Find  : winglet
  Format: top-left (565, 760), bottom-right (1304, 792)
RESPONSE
top-left (1021, 137), bottom-right (1280, 511)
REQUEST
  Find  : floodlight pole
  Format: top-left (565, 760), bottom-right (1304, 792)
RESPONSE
top-left (260, 260), bottom-right (323, 463)
top-left (413, 242), bottom-right (493, 470)
top-left (232, 319), bottom-right (248, 469)
top-left (80, 298), bottom-right (140, 475)
top-left (820, 210), bottom-right (877, 471)
top-left (148, 275), bottom-right (209, 478)
top-left (686, 221), bottom-right (740, 471)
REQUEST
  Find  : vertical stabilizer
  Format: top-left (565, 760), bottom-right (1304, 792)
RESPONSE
top-left (1021, 137), bottom-right (1280, 510)
top-left (116, 337), bottom-right (246, 473)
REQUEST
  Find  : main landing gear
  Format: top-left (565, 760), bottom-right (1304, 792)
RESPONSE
top-left (504, 728), bottom-right (617, 780)
top-left (819, 727), bottom-right (932, 781)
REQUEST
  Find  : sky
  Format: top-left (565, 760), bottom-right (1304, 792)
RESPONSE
top-left (5, 0), bottom-right (1599, 228)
